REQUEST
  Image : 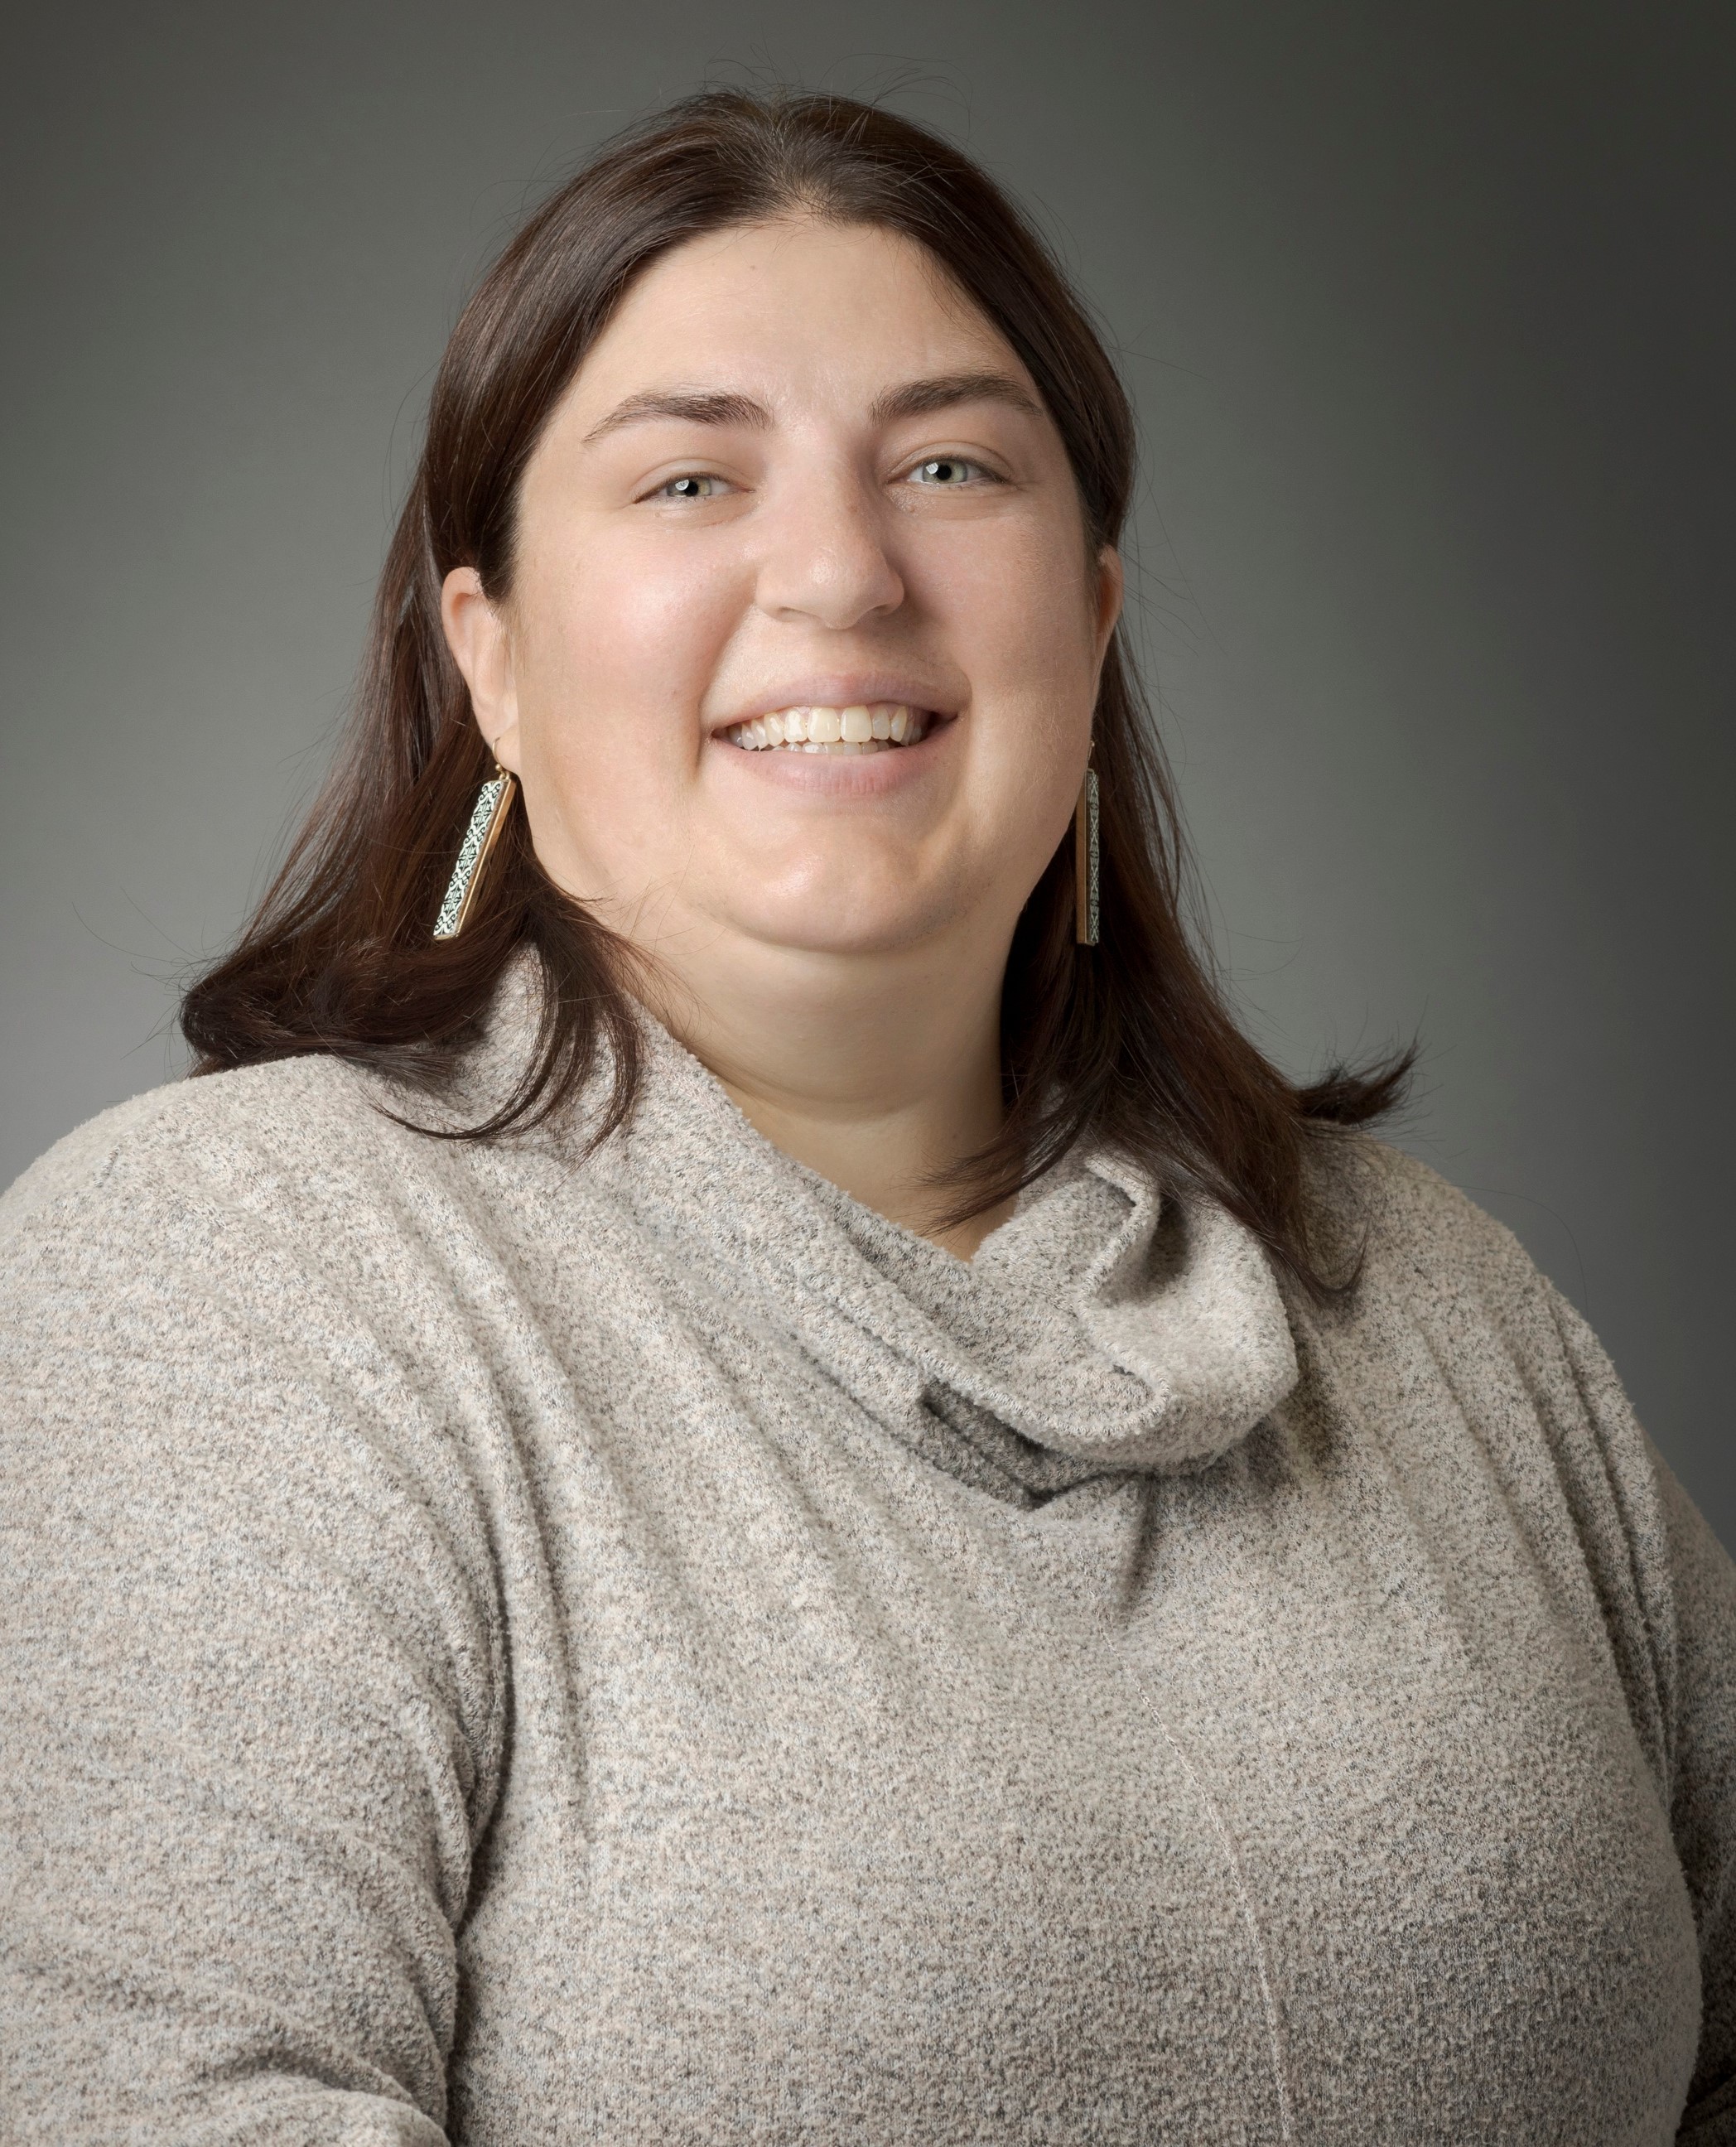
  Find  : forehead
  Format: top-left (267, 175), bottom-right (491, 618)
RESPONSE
top-left (560, 217), bottom-right (1033, 422)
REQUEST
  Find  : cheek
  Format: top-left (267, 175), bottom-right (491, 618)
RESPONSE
top-left (927, 518), bottom-right (1099, 700)
top-left (504, 541), bottom-right (745, 887)
top-left (521, 536), bottom-right (739, 740)
top-left (927, 523), bottom-right (1100, 831)
top-left (948, 528), bottom-right (1099, 873)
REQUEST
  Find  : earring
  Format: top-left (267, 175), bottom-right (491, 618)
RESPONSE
top-left (1073, 766), bottom-right (1100, 946)
top-left (433, 765), bottom-right (518, 939)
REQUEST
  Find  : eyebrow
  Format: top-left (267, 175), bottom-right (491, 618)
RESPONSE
top-left (582, 388), bottom-right (769, 444)
top-left (870, 371), bottom-right (1041, 424)
top-left (581, 370), bottom-right (1042, 445)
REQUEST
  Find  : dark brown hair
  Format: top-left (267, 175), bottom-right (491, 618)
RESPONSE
top-left (181, 87), bottom-right (1409, 1293)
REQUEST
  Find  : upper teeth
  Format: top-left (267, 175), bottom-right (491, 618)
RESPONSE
top-left (724, 703), bottom-right (928, 752)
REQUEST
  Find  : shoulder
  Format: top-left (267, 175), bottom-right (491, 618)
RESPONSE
top-left (0, 1041), bottom-right (606, 1406)
top-left (1300, 1133), bottom-right (1696, 1769)
top-left (0, 1052), bottom-right (530, 1627)
top-left (0, 1052), bottom-right (550, 1327)
top-left (1300, 1133), bottom-right (1637, 1481)
top-left (1303, 1131), bottom-right (1556, 1340)
top-left (2, 1053), bottom-right (405, 1249)
top-left (1296, 1132), bottom-right (1646, 1550)
top-left (0, 1059), bottom-right (514, 1872)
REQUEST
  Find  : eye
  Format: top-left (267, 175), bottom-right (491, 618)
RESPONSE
top-left (649, 472), bottom-right (732, 502)
top-left (901, 454), bottom-right (998, 488)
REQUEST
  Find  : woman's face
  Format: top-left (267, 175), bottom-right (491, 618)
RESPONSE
top-left (445, 217), bottom-right (1121, 977)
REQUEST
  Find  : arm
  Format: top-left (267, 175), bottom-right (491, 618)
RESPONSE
top-left (1359, 1146), bottom-right (1736, 2137)
top-left (0, 1145), bottom-right (505, 2143)
top-left (1651, 1445), bottom-right (1736, 2140)
top-left (1542, 1288), bottom-right (1736, 2140)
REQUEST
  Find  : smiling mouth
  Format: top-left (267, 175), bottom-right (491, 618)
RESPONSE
top-left (722, 702), bottom-right (935, 755)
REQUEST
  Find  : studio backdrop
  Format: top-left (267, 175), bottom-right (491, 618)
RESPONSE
top-left (2, 0), bottom-right (1730, 1546)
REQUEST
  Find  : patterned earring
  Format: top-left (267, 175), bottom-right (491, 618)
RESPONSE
top-left (1073, 765), bottom-right (1100, 946)
top-left (433, 765), bottom-right (518, 940)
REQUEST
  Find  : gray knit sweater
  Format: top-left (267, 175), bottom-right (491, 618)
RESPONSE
top-left (2, 966), bottom-right (1733, 2145)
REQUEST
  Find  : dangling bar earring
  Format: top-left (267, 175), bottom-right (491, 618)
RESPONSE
top-left (1074, 766), bottom-right (1100, 946)
top-left (433, 765), bottom-right (518, 939)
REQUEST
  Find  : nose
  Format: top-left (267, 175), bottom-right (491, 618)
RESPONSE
top-left (752, 466), bottom-right (904, 630)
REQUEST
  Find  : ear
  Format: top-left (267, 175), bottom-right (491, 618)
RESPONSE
top-left (441, 567), bottom-right (523, 775)
top-left (1092, 544), bottom-right (1125, 656)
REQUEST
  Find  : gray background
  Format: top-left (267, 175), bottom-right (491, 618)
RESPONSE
top-left (3, 2), bottom-right (1731, 1546)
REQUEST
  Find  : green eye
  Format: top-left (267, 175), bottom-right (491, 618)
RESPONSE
top-left (658, 474), bottom-right (726, 500)
top-left (905, 456), bottom-right (988, 486)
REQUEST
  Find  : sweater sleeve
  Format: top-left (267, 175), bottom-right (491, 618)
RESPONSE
top-left (1361, 1145), bottom-right (1736, 2139)
top-left (1541, 1286), bottom-right (1736, 2142)
top-left (0, 1127), bottom-right (506, 2143)
top-left (1656, 1442), bottom-right (1736, 2141)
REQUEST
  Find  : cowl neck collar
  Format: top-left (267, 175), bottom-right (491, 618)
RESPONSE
top-left (465, 960), bottom-right (1300, 1503)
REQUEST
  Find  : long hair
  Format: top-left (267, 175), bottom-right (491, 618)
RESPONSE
top-left (181, 88), bottom-right (1410, 1295)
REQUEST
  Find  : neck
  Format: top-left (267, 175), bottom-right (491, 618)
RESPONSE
top-left (639, 929), bottom-right (1015, 1262)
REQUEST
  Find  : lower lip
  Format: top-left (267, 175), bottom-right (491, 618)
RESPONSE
top-left (706, 716), bottom-right (955, 793)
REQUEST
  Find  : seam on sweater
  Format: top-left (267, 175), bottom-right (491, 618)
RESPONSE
top-left (1543, 1281), bottom-right (1681, 1803)
top-left (1142, 1696), bottom-right (1296, 2146)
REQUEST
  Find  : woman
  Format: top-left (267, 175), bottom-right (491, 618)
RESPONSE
top-left (2, 88), bottom-right (1730, 2145)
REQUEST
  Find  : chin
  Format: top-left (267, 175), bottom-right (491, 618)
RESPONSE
top-left (730, 890), bottom-right (955, 960)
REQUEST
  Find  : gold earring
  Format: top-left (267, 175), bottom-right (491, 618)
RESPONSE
top-left (433, 765), bottom-right (518, 939)
top-left (1073, 766), bottom-right (1100, 946)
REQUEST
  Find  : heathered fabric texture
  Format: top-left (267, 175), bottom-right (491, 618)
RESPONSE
top-left (2, 970), bottom-right (1734, 2145)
